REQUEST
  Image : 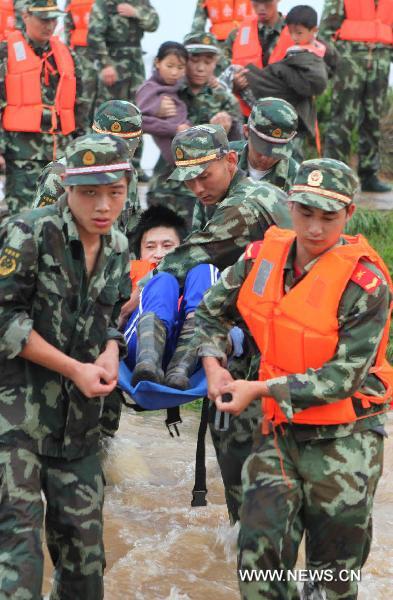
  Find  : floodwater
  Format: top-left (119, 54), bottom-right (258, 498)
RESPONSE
top-left (43, 410), bottom-right (393, 599)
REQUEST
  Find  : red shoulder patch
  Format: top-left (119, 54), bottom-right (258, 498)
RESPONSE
top-left (350, 263), bottom-right (382, 293)
top-left (244, 241), bottom-right (263, 260)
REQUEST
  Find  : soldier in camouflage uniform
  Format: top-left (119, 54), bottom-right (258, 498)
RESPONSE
top-left (0, 0), bottom-right (89, 216)
top-left (319, 0), bottom-right (392, 193)
top-left (230, 97), bottom-right (299, 192)
top-left (33, 99), bottom-right (143, 256)
top-left (87, 0), bottom-right (159, 176)
top-left (135, 124), bottom-right (290, 521)
top-left (0, 133), bottom-right (131, 599)
top-left (195, 158), bottom-right (392, 598)
top-left (147, 31), bottom-right (242, 232)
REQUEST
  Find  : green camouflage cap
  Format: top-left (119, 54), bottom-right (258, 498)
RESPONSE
top-left (183, 31), bottom-right (219, 54)
top-left (289, 158), bottom-right (359, 211)
top-left (27, 0), bottom-right (62, 19)
top-left (63, 133), bottom-right (132, 186)
top-left (248, 97), bottom-right (298, 160)
top-left (92, 100), bottom-right (143, 156)
top-left (169, 124), bottom-right (229, 181)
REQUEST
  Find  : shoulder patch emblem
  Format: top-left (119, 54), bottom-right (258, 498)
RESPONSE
top-left (0, 247), bottom-right (21, 277)
top-left (350, 263), bottom-right (382, 293)
top-left (38, 194), bottom-right (56, 208)
top-left (244, 241), bottom-right (263, 260)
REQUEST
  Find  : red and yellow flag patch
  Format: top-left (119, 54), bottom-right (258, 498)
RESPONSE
top-left (350, 263), bottom-right (382, 293)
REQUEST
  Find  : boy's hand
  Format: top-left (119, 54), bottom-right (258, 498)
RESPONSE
top-left (117, 3), bottom-right (137, 17)
top-left (233, 67), bottom-right (249, 91)
top-left (101, 65), bottom-right (118, 86)
top-left (210, 111), bottom-right (232, 132)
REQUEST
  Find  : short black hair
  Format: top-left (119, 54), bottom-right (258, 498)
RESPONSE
top-left (285, 5), bottom-right (318, 29)
top-left (156, 41), bottom-right (188, 63)
top-left (133, 205), bottom-right (187, 257)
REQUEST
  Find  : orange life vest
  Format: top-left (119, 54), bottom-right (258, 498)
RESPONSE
top-left (3, 31), bottom-right (76, 136)
top-left (237, 227), bottom-right (393, 428)
top-left (203, 0), bottom-right (254, 41)
top-left (232, 15), bottom-right (294, 115)
top-left (337, 0), bottom-right (393, 45)
top-left (0, 0), bottom-right (15, 42)
top-left (67, 0), bottom-right (94, 48)
top-left (287, 39), bottom-right (326, 58)
top-left (130, 259), bottom-right (156, 290)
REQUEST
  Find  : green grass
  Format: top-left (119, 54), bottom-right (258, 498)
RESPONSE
top-left (345, 209), bottom-right (393, 362)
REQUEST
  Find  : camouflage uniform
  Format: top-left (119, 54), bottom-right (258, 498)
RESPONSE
top-left (230, 97), bottom-right (299, 193)
top-left (0, 134), bottom-right (131, 598)
top-left (147, 32), bottom-right (242, 232)
top-left (144, 124), bottom-right (291, 523)
top-left (195, 158), bottom-right (391, 598)
top-left (87, 0), bottom-right (159, 172)
top-left (0, 0), bottom-right (89, 216)
top-left (64, 0), bottom-right (98, 125)
top-left (319, 0), bottom-right (392, 189)
top-left (33, 100), bottom-right (142, 257)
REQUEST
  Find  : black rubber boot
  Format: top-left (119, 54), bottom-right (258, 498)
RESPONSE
top-left (131, 312), bottom-right (166, 386)
top-left (361, 174), bottom-right (392, 193)
top-left (164, 316), bottom-right (198, 390)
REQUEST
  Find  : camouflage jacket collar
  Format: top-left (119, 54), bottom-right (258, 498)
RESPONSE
top-left (239, 143), bottom-right (290, 187)
top-left (258, 13), bottom-right (286, 35)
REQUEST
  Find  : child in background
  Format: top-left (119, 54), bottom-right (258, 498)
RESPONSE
top-left (136, 42), bottom-right (191, 164)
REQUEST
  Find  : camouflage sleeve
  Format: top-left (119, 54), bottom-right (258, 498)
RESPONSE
top-left (132, 0), bottom-right (159, 32)
top-left (319, 0), bottom-right (345, 42)
top-left (71, 48), bottom-right (90, 134)
top-left (0, 42), bottom-right (8, 155)
top-left (14, 0), bottom-right (26, 30)
top-left (153, 200), bottom-right (270, 286)
top-left (87, 0), bottom-right (112, 68)
top-left (195, 255), bottom-right (251, 360)
top-left (190, 0), bottom-right (208, 34)
top-left (63, 0), bottom-right (73, 46)
top-left (267, 266), bottom-right (391, 420)
top-left (223, 28), bottom-right (238, 63)
top-left (0, 220), bottom-right (38, 360)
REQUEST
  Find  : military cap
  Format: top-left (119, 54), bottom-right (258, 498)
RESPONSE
top-left (27, 0), bottom-right (62, 19)
top-left (183, 31), bottom-right (219, 55)
top-left (92, 100), bottom-right (143, 155)
top-left (169, 124), bottom-right (229, 181)
top-left (63, 133), bottom-right (132, 186)
top-left (247, 97), bottom-right (298, 160)
top-left (289, 158), bottom-right (359, 211)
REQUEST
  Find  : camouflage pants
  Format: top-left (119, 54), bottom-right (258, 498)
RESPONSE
top-left (5, 159), bottom-right (47, 216)
top-left (0, 445), bottom-right (105, 600)
top-left (238, 428), bottom-right (384, 600)
top-left (208, 351), bottom-right (261, 525)
top-left (209, 398), bottom-right (261, 525)
top-left (323, 47), bottom-right (390, 176)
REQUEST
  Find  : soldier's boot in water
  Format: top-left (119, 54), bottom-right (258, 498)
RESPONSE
top-left (131, 312), bottom-right (166, 386)
top-left (165, 316), bottom-right (198, 390)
